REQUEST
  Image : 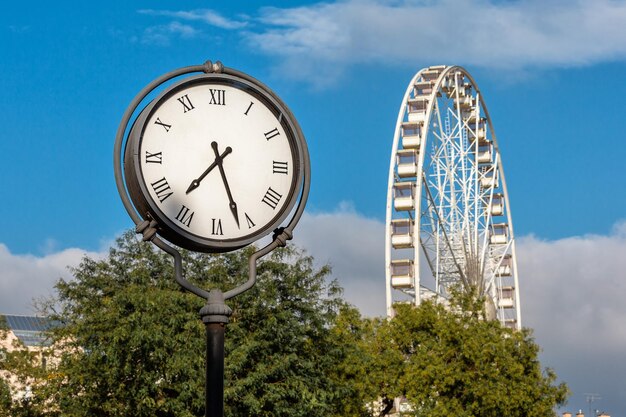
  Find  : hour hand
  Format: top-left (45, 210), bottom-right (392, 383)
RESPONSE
top-left (186, 178), bottom-right (206, 194)
top-left (186, 144), bottom-right (232, 194)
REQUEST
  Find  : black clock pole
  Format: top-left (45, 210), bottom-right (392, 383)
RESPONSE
top-left (205, 321), bottom-right (225, 417)
top-left (199, 290), bottom-right (231, 417)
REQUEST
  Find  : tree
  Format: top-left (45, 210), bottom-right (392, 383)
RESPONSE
top-left (326, 304), bottom-right (385, 417)
top-left (340, 292), bottom-right (569, 417)
top-left (6, 231), bottom-right (568, 416)
top-left (32, 231), bottom-right (355, 417)
top-left (221, 243), bottom-right (351, 417)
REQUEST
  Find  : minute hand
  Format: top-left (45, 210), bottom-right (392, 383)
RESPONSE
top-left (212, 143), bottom-right (240, 228)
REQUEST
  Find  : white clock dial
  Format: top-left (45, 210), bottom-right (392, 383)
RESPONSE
top-left (126, 75), bottom-right (303, 252)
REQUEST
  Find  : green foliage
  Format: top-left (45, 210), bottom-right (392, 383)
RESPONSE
top-left (222, 244), bottom-right (349, 417)
top-left (33, 233), bottom-right (204, 417)
top-left (3, 232), bottom-right (568, 417)
top-left (0, 382), bottom-right (11, 417)
top-left (342, 292), bottom-right (569, 417)
top-left (327, 305), bottom-right (384, 417)
top-left (32, 231), bottom-right (352, 417)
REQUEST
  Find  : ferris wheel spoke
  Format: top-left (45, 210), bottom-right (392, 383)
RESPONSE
top-left (422, 174), bottom-right (470, 288)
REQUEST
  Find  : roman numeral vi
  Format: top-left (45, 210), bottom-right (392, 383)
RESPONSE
top-left (211, 218), bottom-right (223, 235)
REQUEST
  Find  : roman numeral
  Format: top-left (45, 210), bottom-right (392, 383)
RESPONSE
top-left (177, 94), bottom-right (195, 113)
top-left (209, 89), bottom-right (225, 106)
top-left (175, 205), bottom-right (194, 227)
top-left (150, 177), bottom-right (173, 203)
top-left (245, 213), bottom-right (255, 229)
top-left (211, 218), bottom-right (223, 235)
top-left (261, 187), bottom-right (282, 210)
top-left (264, 128), bottom-right (280, 141)
top-left (145, 151), bottom-right (162, 164)
top-left (154, 118), bottom-right (171, 132)
top-left (272, 161), bottom-right (288, 175)
top-left (244, 101), bottom-right (254, 115)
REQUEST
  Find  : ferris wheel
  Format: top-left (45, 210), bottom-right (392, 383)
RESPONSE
top-left (384, 65), bottom-right (521, 330)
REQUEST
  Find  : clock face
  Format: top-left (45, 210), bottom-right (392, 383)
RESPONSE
top-left (126, 75), bottom-right (302, 252)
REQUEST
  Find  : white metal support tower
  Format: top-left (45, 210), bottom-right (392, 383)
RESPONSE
top-left (384, 65), bottom-right (521, 330)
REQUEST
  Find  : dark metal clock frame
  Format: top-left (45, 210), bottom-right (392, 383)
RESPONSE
top-left (123, 70), bottom-right (306, 253)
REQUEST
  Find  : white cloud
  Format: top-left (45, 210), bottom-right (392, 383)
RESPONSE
top-left (515, 223), bottom-right (626, 410)
top-left (519, 223), bottom-right (626, 355)
top-left (0, 244), bottom-right (104, 315)
top-left (295, 209), bottom-right (626, 342)
top-left (4, 212), bottom-right (626, 351)
top-left (8, 25), bottom-right (30, 34)
top-left (136, 8), bottom-right (247, 46)
top-left (243, 0), bottom-right (626, 84)
top-left (296, 203), bottom-right (387, 316)
top-left (139, 9), bottom-right (247, 30)
top-left (136, 2), bottom-right (626, 85)
top-left (138, 22), bottom-right (201, 46)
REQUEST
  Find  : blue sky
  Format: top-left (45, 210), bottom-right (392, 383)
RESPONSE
top-left (2, 0), bottom-right (626, 414)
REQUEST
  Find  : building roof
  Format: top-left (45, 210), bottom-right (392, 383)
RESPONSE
top-left (2, 314), bottom-right (53, 347)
